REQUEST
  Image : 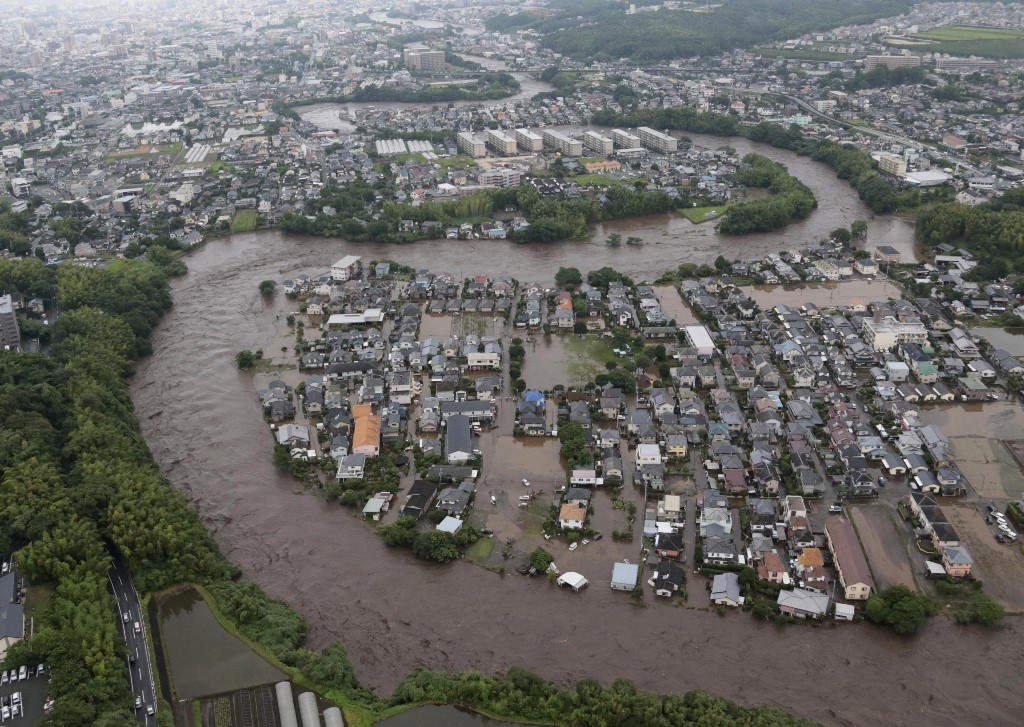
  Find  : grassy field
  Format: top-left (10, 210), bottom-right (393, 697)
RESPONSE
top-left (753, 47), bottom-right (853, 61)
top-left (386, 152), bottom-right (475, 170)
top-left (680, 205), bottom-right (728, 223)
top-left (464, 536), bottom-right (496, 564)
top-left (230, 209), bottom-right (260, 233)
top-left (563, 335), bottom-right (617, 382)
top-left (890, 25), bottom-right (1024, 57)
top-left (571, 173), bottom-right (624, 186)
top-left (103, 142), bottom-right (182, 162)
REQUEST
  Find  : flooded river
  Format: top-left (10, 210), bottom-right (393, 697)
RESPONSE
top-left (131, 231), bottom-right (1023, 727)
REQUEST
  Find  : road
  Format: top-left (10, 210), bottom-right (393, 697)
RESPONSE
top-left (108, 560), bottom-right (157, 726)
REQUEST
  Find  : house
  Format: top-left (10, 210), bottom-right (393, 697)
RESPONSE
top-left (276, 424), bottom-right (310, 449)
top-left (563, 487), bottom-right (592, 508)
top-left (651, 562), bottom-right (685, 597)
top-left (825, 518), bottom-right (874, 600)
top-left (331, 255), bottom-right (361, 281)
top-left (444, 415), bottom-right (474, 465)
top-left (758, 551), bottom-right (790, 585)
top-left (610, 562), bottom-right (640, 591)
top-left (635, 443), bottom-right (662, 469)
top-left (777, 588), bottom-right (829, 619)
top-left (942, 545), bottom-right (973, 577)
top-left (559, 503), bottom-right (587, 530)
top-left (335, 453), bottom-right (366, 480)
top-left (654, 531), bottom-right (685, 559)
top-left (570, 469), bottom-right (602, 486)
top-left (0, 573), bottom-right (24, 658)
top-left (352, 403), bottom-right (381, 456)
top-left (400, 480), bottom-right (439, 519)
top-left (710, 573), bottom-right (743, 607)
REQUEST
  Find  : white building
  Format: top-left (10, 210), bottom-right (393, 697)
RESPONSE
top-left (542, 129), bottom-right (582, 157)
top-left (485, 129), bottom-right (517, 156)
top-left (637, 127), bottom-right (677, 154)
top-left (583, 131), bottom-right (614, 155)
top-left (514, 128), bottom-right (543, 152)
top-left (331, 256), bottom-right (361, 281)
top-left (457, 131), bottom-right (485, 158)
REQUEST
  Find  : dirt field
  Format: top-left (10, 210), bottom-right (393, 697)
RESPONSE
top-left (848, 503), bottom-right (920, 591)
top-left (947, 437), bottom-right (1024, 500)
top-left (941, 504), bottom-right (1024, 612)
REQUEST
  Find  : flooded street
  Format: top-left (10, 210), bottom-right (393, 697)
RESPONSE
top-left (130, 232), bottom-right (1024, 727)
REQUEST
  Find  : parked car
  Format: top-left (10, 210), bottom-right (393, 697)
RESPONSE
top-left (593, 532), bottom-right (603, 541)
top-left (568, 542), bottom-right (578, 552)
top-left (828, 503), bottom-right (844, 514)
top-left (521, 478), bottom-right (530, 487)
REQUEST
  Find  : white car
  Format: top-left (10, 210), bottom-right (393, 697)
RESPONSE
top-left (568, 542), bottom-right (578, 552)
top-left (581, 539), bottom-right (590, 546)
top-left (521, 479), bottom-right (530, 487)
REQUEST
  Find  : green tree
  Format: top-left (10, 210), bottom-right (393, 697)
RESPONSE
top-left (528, 547), bottom-right (554, 573)
top-left (865, 585), bottom-right (937, 635)
top-left (554, 267), bottom-right (583, 288)
top-left (851, 219), bottom-right (868, 239)
top-left (412, 531), bottom-right (460, 563)
top-left (235, 350), bottom-right (257, 369)
top-left (259, 280), bottom-right (277, 297)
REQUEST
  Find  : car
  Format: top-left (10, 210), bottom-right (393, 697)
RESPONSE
top-left (581, 539), bottom-right (590, 546)
top-left (996, 533), bottom-right (1008, 543)
top-left (481, 528), bottom-right (494, 536)
top-left (123, 612), bottom-right (130, 623)
top-left (490, 495), bottom-right (496, 505)
top-left (828, 503), bottom-right (844, 513)
top-left (518, 495), bottom-right (531, 501)
top-left (521, 479), bottom-right (530, 487)
top-left (146, 704), bottom-right (154, 716)
top-left (568, 542), bottom-right (578, 552)
top-left (593, 533), bottom-right (603, 541)
top-left (863, 405), bottom-right (869, 413)
top-left (878, 477), bottom-right (888, 486)
top-left (17, 666), bottom-right (26, 681)
top-left (1, 562), bottom-right (8, 574)
top-left (129, 654), bottom-right (136, 665)
top-left (1, 671), bottom-right (7, 685)
top-left (11, 692), bottom-right (20, 705)
top-left (616, 414), bottom-right (626, 421)
top-left (35, 664), bottom-right (43, 676)
top-left (987, 503), bottom-right (998, 513)
top-left (133, 621), bottom-right (141, 633)
top-left (134, 697), bottom-right (142, 710)
top-left (2, 706), bottom-right (10, 720)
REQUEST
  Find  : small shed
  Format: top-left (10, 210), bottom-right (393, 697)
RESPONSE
top-left (362, 498), bottom-right (387, 521)
top-left (557, 572), bottom-right (589, 592)
top-left (437, 516), bottom-right (464, 535)
top-left (834, 603), bottom-right (856, 621)
top-left (610, 562), bottom-right (640, 591)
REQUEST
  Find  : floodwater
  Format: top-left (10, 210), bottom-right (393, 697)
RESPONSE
top-left (157, 588), bottom-right (285, 699)
top-left (131, 231), bottom-right (1024, 727)
top-left (971, 327), bottom-right (1024, 356)
top-left (653, 284), bottom-right (698, 324)
top-left (919, 402), bottom-right (1024, 500)
top-left (739, 279), bottom-right (903, 309)
top-left (378, 705), bottom-right (524, 727)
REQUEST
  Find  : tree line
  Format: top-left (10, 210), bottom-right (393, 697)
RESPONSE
top-left (282, 181), bottom-right (682, 244)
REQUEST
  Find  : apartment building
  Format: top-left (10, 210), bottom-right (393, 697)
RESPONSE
top-left (583, 131), bottom-right (614, 155)
top-left (542, 129), bottom-right (583, 157)
top-left (637, 126), bottom-right (677, 154)
top-left (403, 47), bottom-right (446, 72)
top-left (457, 131), bottom-right (486, 158)
top-left (485, 129), bottom-right (517, 156)
top-left (514, 128), bottom-right (543, 152)
top-left (612, 129), bottom-right (642, 148)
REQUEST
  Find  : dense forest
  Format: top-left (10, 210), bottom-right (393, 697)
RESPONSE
top-left (718, 154), bottom-right (817, 234)
top-left (487, 0), bottom-right (919, 61)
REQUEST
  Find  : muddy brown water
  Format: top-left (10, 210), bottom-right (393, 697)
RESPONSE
top-left (129, 230), bottom-right (1024, 727)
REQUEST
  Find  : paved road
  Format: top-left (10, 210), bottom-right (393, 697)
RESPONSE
top-left (108, 560), bottom-right (157, 726)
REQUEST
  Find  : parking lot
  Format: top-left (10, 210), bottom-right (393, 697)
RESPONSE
top-left (943, 504), bottom-right (1024, 611)
top-left (0, 665), bottom-right (48, 725)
